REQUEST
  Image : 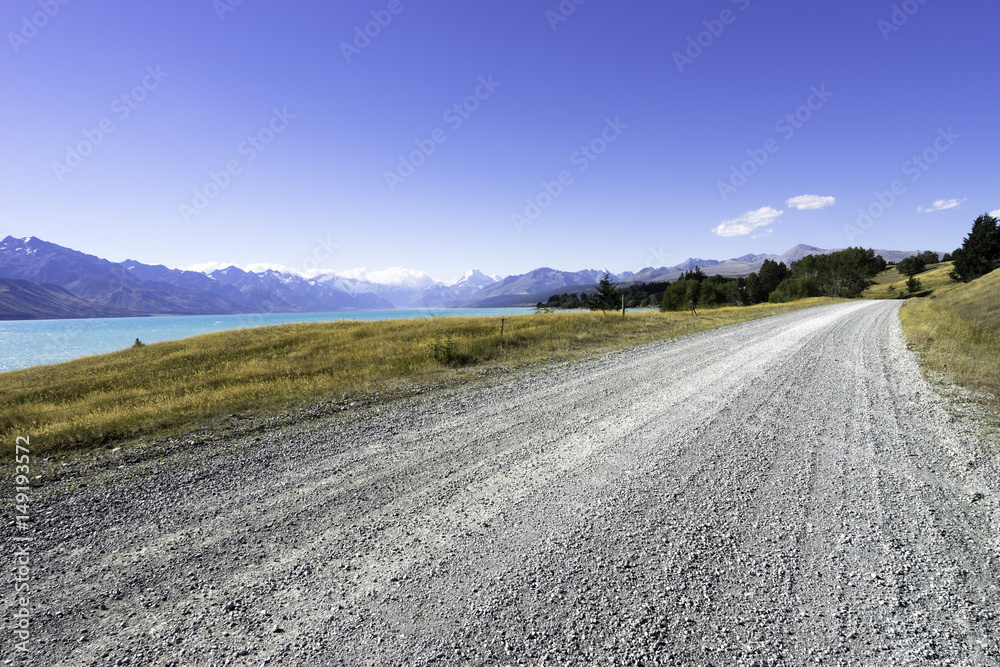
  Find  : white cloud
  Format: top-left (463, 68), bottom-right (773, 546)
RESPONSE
top-left (917, 198), bottom-right (966, 213)
top-left (785, 194), bottom-right (836, 210)
top-left (989, 209), bottom-right (1000, 218)
top-left (712, 207), bottom-right (784, 237)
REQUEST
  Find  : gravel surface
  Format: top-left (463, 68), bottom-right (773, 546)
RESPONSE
top-left (5, 300), bottom-right (1000, 666)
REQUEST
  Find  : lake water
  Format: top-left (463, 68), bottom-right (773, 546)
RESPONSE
top-left (0, 308), bottom-right (535, 373)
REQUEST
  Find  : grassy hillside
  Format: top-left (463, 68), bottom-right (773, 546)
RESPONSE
top-left (900, 267), bottom-right (1000, 398)
top-left (863, 262), bottom-right (955, 299)
top-left (1, 298), bottom-right (841, 457)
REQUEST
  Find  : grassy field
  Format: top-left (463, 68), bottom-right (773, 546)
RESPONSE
top-left (1, 299), bottom-right (842, 457)
top-left (863, 261), bottom-right (956, 299)
top-left (899, 267), bottom-right (1000, 399)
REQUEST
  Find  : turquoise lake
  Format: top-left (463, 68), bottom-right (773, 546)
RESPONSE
top-left (0, 308), bottom-right (534, 373)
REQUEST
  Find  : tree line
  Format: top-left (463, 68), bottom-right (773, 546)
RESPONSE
top-left (537, 212), bottom-right (997, 315)
top-left (537, 247), bottom-right (891, 313)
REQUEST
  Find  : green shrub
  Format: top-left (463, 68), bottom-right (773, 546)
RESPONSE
top-left (429, 334), bottom-right (457, 365)
top-left (769, 277), bottom-right (822, 303)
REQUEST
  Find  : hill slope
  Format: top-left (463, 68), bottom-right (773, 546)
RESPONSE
top-left (899, 267), bottom-right (1000, 397)
top-left (0, 279), bottom-right (133, 320)
top-left (939, 269), bottom-right (1000, 329)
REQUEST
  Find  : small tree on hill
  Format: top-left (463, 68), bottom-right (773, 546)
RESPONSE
top-left (905, 276), bottom-right (923, 294)
top-left (896, 255), bottom-right (926, 276)
top-left (588, 272), bottom-right (619, 315)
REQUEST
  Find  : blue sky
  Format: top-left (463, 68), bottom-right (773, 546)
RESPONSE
top-left (1, 0), bottom-right (996, 281)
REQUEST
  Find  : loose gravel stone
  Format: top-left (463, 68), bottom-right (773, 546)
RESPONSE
top-left (4, 301), bottom-right (1000, 665)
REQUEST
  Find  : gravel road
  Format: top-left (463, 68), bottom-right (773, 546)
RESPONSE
top-left (6, 300), bottom-right (1000, 666)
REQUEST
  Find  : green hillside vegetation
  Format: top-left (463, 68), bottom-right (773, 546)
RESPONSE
top-left (1, 299), bottom-right (841, 457)
top-left (898, 213), bottom-right (1000, 416)
top-left (539, 249), bottom-right (887, 313)
top-left (539, 281), bottom-right (671, 311)
top-left (863, 262), bottom-right (955, 299)
top-left (768, 247), bottom-right (886, 302)
top-left (900, 268), bottom-right (1000, 400)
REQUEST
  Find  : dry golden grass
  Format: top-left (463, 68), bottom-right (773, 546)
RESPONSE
top-left (899, 267), bottom-right (1000, 397)
top-left (1, 299), bottom-right (840, 456)
top-left (863, 262), bottom-right (956, 299)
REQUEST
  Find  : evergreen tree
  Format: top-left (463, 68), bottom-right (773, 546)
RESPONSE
top-left (680, 266), bottom-right (707, 282)
top-left (950, 213), bottom-right (1000, 282)
top-left (588, 272), bottom-right (619, 314)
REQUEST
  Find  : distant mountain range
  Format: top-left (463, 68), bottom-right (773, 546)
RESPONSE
top-left (0, 236), bottom-right (931, 319)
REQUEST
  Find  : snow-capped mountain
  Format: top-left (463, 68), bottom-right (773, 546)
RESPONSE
top-left (404, 269), bottom-right (500, 308)
top-left (448, 269), bottom-right (500, 289)
top-left (306, 267), bottom-right (500, 308)
top-left (0, 235), bottom-right (938, 319)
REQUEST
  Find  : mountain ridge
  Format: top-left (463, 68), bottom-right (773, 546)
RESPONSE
top-left (0, 278), bottom-right (134, 320)
top-left (0, 236), bottom-right (937, 319)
